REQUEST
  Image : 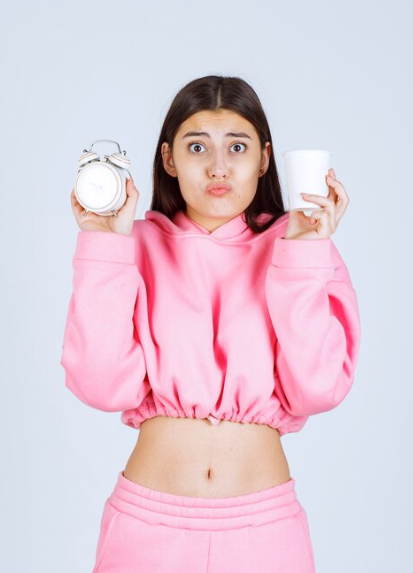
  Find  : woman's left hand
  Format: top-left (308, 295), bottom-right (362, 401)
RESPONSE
top-left (283, 168), bottom-right (350, 240)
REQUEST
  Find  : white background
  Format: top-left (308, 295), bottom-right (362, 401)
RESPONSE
top-left (1, 0), bottom-right (412, 571)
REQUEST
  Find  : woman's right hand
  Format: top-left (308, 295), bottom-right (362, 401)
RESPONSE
top-left (70, 177), bottom-right (140, 236)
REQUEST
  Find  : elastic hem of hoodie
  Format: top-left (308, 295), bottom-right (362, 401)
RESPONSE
top-left (120, 401), bottom-right (309, 437)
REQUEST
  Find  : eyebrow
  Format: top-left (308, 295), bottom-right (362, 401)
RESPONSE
top-left (181, 131), bottom-right (253, 140)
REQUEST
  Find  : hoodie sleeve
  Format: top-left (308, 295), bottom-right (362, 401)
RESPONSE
top-left (60, 229), bottom-right (150, 412)
top-left (264, 235), bottom-right (361, 417)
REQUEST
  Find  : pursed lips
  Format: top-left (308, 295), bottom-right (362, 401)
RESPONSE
top-left (206, 183), bottom-right (232, 193)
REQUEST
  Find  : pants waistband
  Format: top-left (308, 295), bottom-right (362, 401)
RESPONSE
top-left (108, 471), bottom-right (303, 531)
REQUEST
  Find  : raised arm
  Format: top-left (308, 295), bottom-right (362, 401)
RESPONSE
top-left (60, 229), bottom-right (150, 411)
top-left (265, 236), bottom-right (361, 417)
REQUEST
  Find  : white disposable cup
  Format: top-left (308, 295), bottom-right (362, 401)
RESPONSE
top-left (282, 150), bottom-right (332, 217)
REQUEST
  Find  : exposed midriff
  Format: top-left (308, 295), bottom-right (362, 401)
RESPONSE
top-left (123, 415), bottom-right (291, 498)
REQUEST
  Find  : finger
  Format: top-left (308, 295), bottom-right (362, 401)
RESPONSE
top-left (326, 175), bottom-right (339, 199)
top-left (309, 207), bottom-right (336, 234)
top-left (310, 209), bottom-right (329, 220)
top-left (309, 209), bottom-right (333, 230)
top-left (70, 188), bottom-right (99, 220)
top-left (301, 193), bottom-right (334, 208)
top-left (327, 186), bottom-right (339, 200)
top-left (70, 188), bottom-right (83, 216)
top-left (71, 188), bottom-right (82, 206)
top-left (326, 175), bottom-right (349, 203)
top-left (126, 177), bottom-right (139, 199)
top-left (308, 209), bottom-right (323, 224)
top-left (112, 180), bottom-right (139, 219)
top-left (326, 179), bottom-right (349, 220)
top-left (302, 192), bottom-right (340, 224)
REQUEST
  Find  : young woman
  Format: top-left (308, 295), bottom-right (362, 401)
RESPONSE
top-left (61, 75), bottom-right (361, 573)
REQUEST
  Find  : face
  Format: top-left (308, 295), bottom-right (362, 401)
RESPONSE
top-left (161, 109), bottom-right (271, 232)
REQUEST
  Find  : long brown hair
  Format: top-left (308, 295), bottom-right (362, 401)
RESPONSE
top-left (150, 75), bottom-right (287, 233)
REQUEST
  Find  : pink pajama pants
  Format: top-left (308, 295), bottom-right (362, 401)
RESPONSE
top-left (92, 470), bottom-right (316, 572)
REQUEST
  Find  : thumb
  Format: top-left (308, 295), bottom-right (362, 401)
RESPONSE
top-left (126, 177), bottom-right (140, 201)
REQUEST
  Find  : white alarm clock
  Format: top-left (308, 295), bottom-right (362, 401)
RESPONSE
top-left (74, 140), bottom-right (132, 217)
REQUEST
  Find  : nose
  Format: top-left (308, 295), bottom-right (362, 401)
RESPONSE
top-left (207, 150), bottom-right (229, 179)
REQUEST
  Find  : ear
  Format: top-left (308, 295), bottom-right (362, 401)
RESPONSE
top-left (259, 142), bottom-right (271, 176)
top-left (161, 142), bottom-right (177, 177)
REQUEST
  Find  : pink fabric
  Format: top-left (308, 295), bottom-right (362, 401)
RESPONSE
top-left (92, 471), bottom-right (315, 572)
top-left (60, 209), bottom-right (361, 436)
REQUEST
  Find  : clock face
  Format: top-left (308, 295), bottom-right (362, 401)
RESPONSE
top-left (77, 163), bottom-right (120, 209)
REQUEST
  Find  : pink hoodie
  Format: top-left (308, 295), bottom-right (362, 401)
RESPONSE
top-left (60, 209), bottom-right (361, 436)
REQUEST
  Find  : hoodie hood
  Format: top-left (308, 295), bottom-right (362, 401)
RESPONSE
top-left (144, 209), bottom-right (288, 242)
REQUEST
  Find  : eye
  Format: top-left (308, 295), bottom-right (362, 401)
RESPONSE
top-left (230, 142), bottom-right (247, 153)
top-left (187, 142), bottom-right (206, 153)
top-left (187, 142), bottom-right (248, 153)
